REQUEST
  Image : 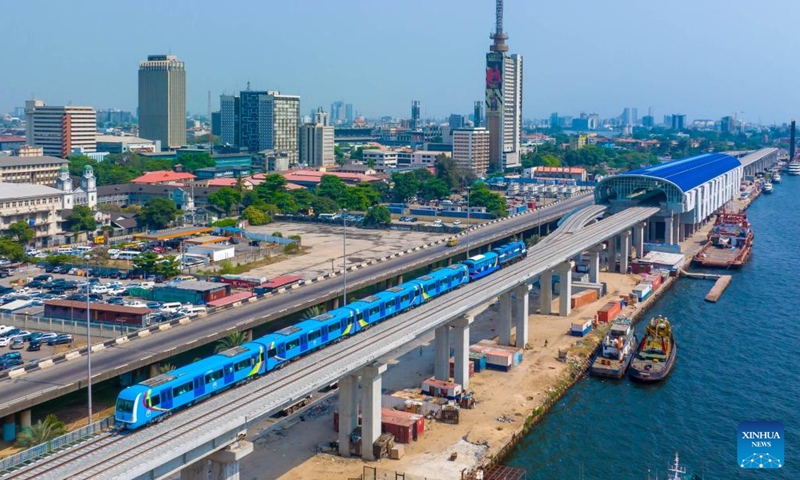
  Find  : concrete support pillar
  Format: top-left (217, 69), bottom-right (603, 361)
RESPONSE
top-left (588, 246), bottom-right (601, 284)
top-left (181, 459), bottom-right (208, 480)
top-left (447, 257), bottom-right (453, 266)
top-left (513, 284), bottom-right (530, 348)
top-left (337, 374), bottom-right (359, 457)
top-left (434, 325), bottom-right (450, 381)
top-left (619, 231), bottom-right (631, 274)
top-left (149, 363), bottom-right (158, 378)
top-left (360, 362), bottom-right (387, 461)
top-left (606, 237), bottom-right (617, 272)
top-left (672, 214), bottom-right (681, 244)
top-left (498, 292), bottom-right (512, 346)
top-left (450, 316), bottom-right (473, 390)
top-left (332, 297), bottom-right (340, 309)
top-left (678, 219), bottom-right (686, 242)
top-left (648, 220), bottom-right (656, 242)
top-left (664, 216), bottom-right (674, 244)
top-left (557, 261), bottom-right (574, 317)
top-left (2, 415), bottom-right (14, 442)
top-left (209, 441), bottom-right (253, 480)
top-left (244, 329), bottom-right (253, 342)
top-left (19, 410), bottom-right (31, 430)
top-left (397, 274), bottom-right (403, 284)
top-left (633, 222), bottom-right (645, 259)
top-left (539, 270), bottom-right (553, 315)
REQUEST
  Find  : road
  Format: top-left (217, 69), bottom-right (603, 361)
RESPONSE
top-left (0, 194), bottom-right (593, 419)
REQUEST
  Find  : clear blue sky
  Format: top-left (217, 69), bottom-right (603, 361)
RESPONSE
top-left (2, 0), bottom-right (798, 124)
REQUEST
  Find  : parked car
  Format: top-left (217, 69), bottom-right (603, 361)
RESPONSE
top-left (27, 340), bottom-right (41, 351)
top-left (0, 358), bottom-right (23, 371)
top-left (1, 352), bottom-right (21, 361)
top-left (9, 336), bottom-right (25, 349)
top-left (145, 301), bottom-right (162, 309)
top-left (107, 296), bottom-right (125, 305)
top-left (0, 337), bottom-right (11, 347)
top-left (34, 273), bottom-right (54, 282)
top-left (51, 266), bottom-right (65, 274)
top-left (0, 328), bottom-right (21, 338)
top-left (47, 334), bottom-right (73, 346)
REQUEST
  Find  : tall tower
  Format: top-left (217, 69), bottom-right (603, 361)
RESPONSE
top-left (411, 100), bottom-right (421, 130)
top-left (80, 165), bottom-right (97, 209)
top-left (485, 0), bottom-right (522, 171)
top-left (473, 100), bottom-right (484, 127)
top-left (138, 54), bottom-right (187, 149)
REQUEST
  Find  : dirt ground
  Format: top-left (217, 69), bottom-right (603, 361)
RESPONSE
top-left (245, 222), bottom-right (452, 280)
top-left (239, 215), bottom-right (719, 480)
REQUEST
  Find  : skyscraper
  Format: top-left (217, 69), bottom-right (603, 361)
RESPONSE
top-left (473, 101), bottom-right (484, 128)
top-left (300, 108), bottom-right (335, 167)
top-left (411, 100), bottom-right (421, 130)
top-left (485, 0), bottom-right (522, 171)
top-left (138, 54), bottom-right (186, 149)
top-left (25, 101), bottom-right (97, 157)
top-left (239, 90), bottom-right (300, 163)
top-left (219, 94), bottom-right (240, 147)
top-left (331, 101), bottom-right (345, 125)
top-left (449, 114), bottom-right (466, 129)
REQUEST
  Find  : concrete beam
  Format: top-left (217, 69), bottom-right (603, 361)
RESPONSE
top-left (360, 362), bottom-right (387, 461)
top-left (539, 270), bottom-right (553, 315)
top-left (180, 459), bottom-right (208, 480)
top-left (450, 315), bottom-right (473, 390)
top-left (514, 284), bottom-right (530, 348)
top-left (19, 409), bottom-right (31, 430)
top-left (633, 221), bottom-right (645, 258)
top-left (434, 325), bottom-right (450, 381)
top-left (498, 292), bottom-right (512, 345)
top-left (558, 261), bottom-right (575, 317)
top-left (208, 441), bottom-right (253, 480)
top-left (337, 374), bottom-right (359, 457)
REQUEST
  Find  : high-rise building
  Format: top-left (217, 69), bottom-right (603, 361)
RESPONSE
top-left (300, 108), bottom-right (335, 167)
top-left (720, 116), bottom-right (736, 134)
top-left (211, 111), bottom-right (221, 137)
top-left (25, 101), bottom-right (97, 157)
top-left (449, 114), bottom-right (466, 129)
top-left (345, 103), bottom-right (354, 124)
top-left (239, 90), bottom-right (300, 163)
top-left (473, 101), bottom-right (484, 128)
top-left (219, 94), bottom-right (240, 147)
top-left (642, 115), bottom-right (655, 128)
top-left (670, 114), bottom-right (686, 131)
top-left (411, 100), bottom-right (421, 130)
top-left (138, 54), bottom-right (186, 149)
top-left (485, 0), bottom-right (522, 171)
top-left (331, 101), bottom-right (345, 125)
top-left (621, 107), bottom-right (638, 126)
top-left (453, 127), bottom-right (490, 176)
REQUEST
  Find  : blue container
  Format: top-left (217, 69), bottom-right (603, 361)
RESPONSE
top-left (3, 422), bottom-right (15, 442)
top-left (469, 353), bottom-right (486, 372)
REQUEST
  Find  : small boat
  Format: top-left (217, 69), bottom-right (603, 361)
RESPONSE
top-left (590, 318), bottom-right (636, 379)
top-left (648, 452), bottom-right (702, 480)
top-left (763, 182), bottom-right (774, 193)
top-left (629, 315), bottom-right (676, 382)
top-left (772, 172), bottom-right (782, 183)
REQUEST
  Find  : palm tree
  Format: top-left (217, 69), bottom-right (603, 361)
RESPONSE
top-left (158, 363), bottom-right (175, 374)
top-left (302, 305), bottom-right (324, 319)
top-left (15, 414), bottom-right (67, 447)
top-left (214, 331), bottom-right (248, 353)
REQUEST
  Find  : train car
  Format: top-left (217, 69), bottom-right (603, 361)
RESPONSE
top-left (492, 241), bottom-right (527, 266)
top-left (462, 252), bottom-right (499, 280)
top-left (115, 343), bottom-right (264, 429)
top-left (408, 264), bottom-right (469, 300)
top-left (305, 307), bottom-right (357, 341)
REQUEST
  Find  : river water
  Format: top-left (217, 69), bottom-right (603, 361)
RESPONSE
top-left (505, 176), bottom-right (799, 479)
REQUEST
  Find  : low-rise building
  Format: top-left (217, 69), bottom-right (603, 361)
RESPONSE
top-left (44, 300), bottom-right (153, 327)
top-left (130, 170), bottom-right (197, 185)
top-left (362, 149), bottom-right (398, 171)
top-left (151, 281), bottom-right (231, 305)
top-left (96, 135), bottom-right (160, 154)
top-left (526, 166), bottom-right (587, 182)
top-left (0, 183), bottom-right (69, 246)
top-left (0, 155), bottom-right (68, 187)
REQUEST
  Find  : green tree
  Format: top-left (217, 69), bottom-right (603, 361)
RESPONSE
top-left (212, 218), bottom-right (237, 228)
top-left (158, 363), bottom-right (176, 374)
top-left (302, 305), bottom-right (324, 319)
top-left (155, 255), bottom-right (181, 278)
top-left (208, 187), bottom-right (243, 215)
top-left (284, 242), bottom-right (299, 254)
top-left (218, 260), bottom-right (236, 274)
top-left (214, 331), bottom-right (248, 353)
top-left (0, 239), bottom-right (25, 262)
top-left (176, 152), bottom-right (215, 173)
top-left (363, 205), bottom-right (392, 226)
top-left (310, 195), bottom-right (339, 214)
top-left (68, 155), bottom-right (98, 177)
top-left (419, 178), bottom-right (451, 202)
top-left (391, 172), bottom-right (420, 203)
top-left (43, 254), bottom-right (74, 266)
top-left (242, 206), bottom-right (270, 226)
top-left (7, 221), bottom-right (35, 245)
top-left (133, 251), bottom-right (160, 276)
top-left (67, 205), bottom-right (97, 233)
top-left (289, 189), bottom-right (315, 214)
top-left (316, 175), bottom-right (348, 203)
top-left (469, 183), bottom-right (508, 218)
top-left (341, 186), bottom-right (373, 211)
top-left (15, 414), bottom-right (67, 448)
top-left (141, 198), bottom-right (179, 230)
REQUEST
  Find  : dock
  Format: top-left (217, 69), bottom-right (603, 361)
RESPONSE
top-left (680, 270), bottom-right (732, 302)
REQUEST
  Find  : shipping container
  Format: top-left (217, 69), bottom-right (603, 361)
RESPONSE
top-left (632, 283), bottom-right (652, 301)
top-left (470, 346), bottom-right (513, 371)
top-left (382, 408), bottom-right (425, 439)
top-left (469, 352), bottom-right (486, 372)
top-left (570, 289), bottom-right (598, 309)
top-left (421, 378), bottom-right (463, 399)
top-left (449, 357), bottom-right (476, 378)
top-left (381, 416), bottom-right (414, 444)
top-left (474, 340), bottom-right (524, 366)
top-left (597, 301), bottom-right (622, 323)
top-left (571, 318), bottom-right (593, 337)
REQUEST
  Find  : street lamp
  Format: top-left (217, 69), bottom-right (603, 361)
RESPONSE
top-left (342, 209), bottom-right (348, 306)
top-left (84, 255), bottom-right (93, 424)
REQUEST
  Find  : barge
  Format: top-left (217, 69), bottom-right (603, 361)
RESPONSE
top-left (629, 316), bottom-right (676, 382)
top-left (590, 318), bottom-right (636, 379)
top-left (692, 211), bottom-right (753, 269)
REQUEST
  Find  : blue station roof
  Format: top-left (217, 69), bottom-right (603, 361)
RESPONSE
top-left (623, 153), bottom-right (741, 192)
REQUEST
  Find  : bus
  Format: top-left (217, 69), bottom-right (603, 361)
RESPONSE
top-left (113, 251), bottom-right (142, 261)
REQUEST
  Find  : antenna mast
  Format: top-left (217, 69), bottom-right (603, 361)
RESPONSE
top-left (489, 0), bottom-right (509, 52)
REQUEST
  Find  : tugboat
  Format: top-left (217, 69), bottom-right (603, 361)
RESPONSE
top-left (629, 316), bottom-right (676, 382)
top-left (590, 318), bottom-right (636, 379)
top-left (692, 211), bottom-right (753, 268)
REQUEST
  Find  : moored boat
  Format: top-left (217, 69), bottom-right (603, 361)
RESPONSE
top-left (629, 315), bottom-right (676, 382)
top-left (590, 318), bottom-right (636, 379)
top-left (763, 182), bottom-right (774, 193)
top-left (772, 172), bottom-right (782, 183)
top-left (692, 211), bottom-right (753, 268)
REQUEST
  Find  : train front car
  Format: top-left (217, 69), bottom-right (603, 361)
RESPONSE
top-left (493, 240), bottom-right (528, 267)
top-left (115, 385), bottom-right (150, 429)
top-left (462, 252), bottom-right (500, 280)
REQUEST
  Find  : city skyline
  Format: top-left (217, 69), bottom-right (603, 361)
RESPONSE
top-left (2, 0), bottom-right (800, 123)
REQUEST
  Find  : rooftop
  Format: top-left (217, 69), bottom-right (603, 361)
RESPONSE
top-left (0, 156), bottom-right (68, 167)
top-left (157, 280), bottom-right (229, 292)
top-left (622, 153), bottom-right (741, 192)
top-left (131, 171), bottom-right (197, 184)
top-left (0, 182), bottom-right (64, 200)
top-left (96, 135), bottom-right (155, 144)
top-left (44, 300), bottom-right (153, 315)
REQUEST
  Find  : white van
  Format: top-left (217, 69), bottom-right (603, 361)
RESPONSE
top-left (180, 305), bottom-right (207, 317)
top-left (115, 251), bottom-right (141, 261)
top-left (74, 246), bottom-right (93, 254)
top-left (56, 247), bottom-right (73, 255)
top-left (160, 302), bottom-right (183, 313)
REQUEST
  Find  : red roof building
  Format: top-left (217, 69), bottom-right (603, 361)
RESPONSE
top-left (131, 170), bottom-right (197, 185)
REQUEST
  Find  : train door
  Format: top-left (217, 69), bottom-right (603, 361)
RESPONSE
top-left (321, 324), bottom-right (330, 343)
top-left (300, 333), bottom-right (308, 352)
top-left (277, 342), bottom-right (286, 359)
top-left (162, 389), bottom-right (173, 409)
top-left (193, 375), bottom-right (205, 397)
top-left (223, 362), bottom-right (234, 384)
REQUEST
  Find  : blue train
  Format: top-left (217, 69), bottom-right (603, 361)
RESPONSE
top-left (115, 240), bottom-right (527, 429)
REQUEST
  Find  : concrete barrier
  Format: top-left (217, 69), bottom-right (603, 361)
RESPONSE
top-left (8, 369), bottom-right (26, 378)
top-left (38, 359), bottom-right (54, 369)
top-left (158, 324), bottom-right (171, 331)
top-left (138, 329), bottom-right (151, 338)
top-left (91, 344), bottom-right (106, 353)
top-left (179, 317), bottom-right (192, 325)
top-left (65, 351), bottom-right (82, 360)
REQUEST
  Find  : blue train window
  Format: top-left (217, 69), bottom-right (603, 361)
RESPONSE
top-left (117, 398), bottom-right (134, 413)
top-left (308, 330), bottom-right (322, 341)
top-left (150, 394), bottom-right (161, 406)
top-left (401, 294), bottom-right (409, 303)
top-left (234, 359), bottom-right (252, 371)
top-left (173, 382), bottom-right (192, 397)
top-left (286, 339), bottom-right (300, 350)
top-left (327, 325), bottom-right (338, 335)
top-left (205, 370), bottom-right (224, 384)
top-left (370, 306), bottom-right (380, 317)
top-left (268, 347), bottom-right (278, 357)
